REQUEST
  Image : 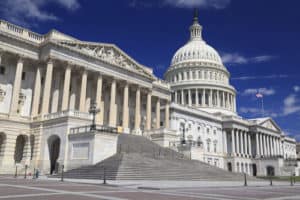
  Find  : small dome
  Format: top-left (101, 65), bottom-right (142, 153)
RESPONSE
top-left (171, 40), bottom-right (223, 66)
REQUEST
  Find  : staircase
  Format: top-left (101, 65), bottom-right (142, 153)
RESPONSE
top-left (60, 134), bottom-right (252, 181)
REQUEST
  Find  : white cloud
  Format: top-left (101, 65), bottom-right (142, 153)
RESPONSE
top-left (242, 88), bottom-right (276, 96)
top-left (0, 0), bottom-right (80, 26)
top-left (232, 74), bottom-right (288, 81)
top-left (221, 53), bottom-right (248, 65)
top-left (164, 0), bottom-right (231, 9)
top-left (221, 53), bottom-right (276, 65)
top-left (294, 86), bottom-right (300, 92)
top-left (283, 94), bottom-right (300, 116)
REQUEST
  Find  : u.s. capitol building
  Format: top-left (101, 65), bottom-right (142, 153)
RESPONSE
top-left (0, 11), bottom-right (298, 177)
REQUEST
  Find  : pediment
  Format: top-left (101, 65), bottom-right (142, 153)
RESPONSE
top-left (259, 119), bottom-right (281, 132)
top-left (56, 40), bottom-right (154, 79)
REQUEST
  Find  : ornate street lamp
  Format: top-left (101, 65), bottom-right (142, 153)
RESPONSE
top-left (89, 102), bottom-right (100, 131)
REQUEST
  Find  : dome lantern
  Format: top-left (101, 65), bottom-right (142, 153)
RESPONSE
top-left (190, 9), bottom-right (203, 41)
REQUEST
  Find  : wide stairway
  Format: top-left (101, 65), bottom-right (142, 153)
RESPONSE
top-left (61, 134), bottom-right (251, 181)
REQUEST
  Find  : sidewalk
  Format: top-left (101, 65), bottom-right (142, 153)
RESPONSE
top-left (44, 177), bottom-right (299, 189)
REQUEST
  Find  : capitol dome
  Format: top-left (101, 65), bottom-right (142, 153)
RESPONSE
top-left (171, 39), bottom-right (223, 66)
top-left (165, 10), bottom-right (237, 116)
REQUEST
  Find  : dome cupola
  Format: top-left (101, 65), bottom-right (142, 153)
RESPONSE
top-left (165, 9), bottom-right (237, 116)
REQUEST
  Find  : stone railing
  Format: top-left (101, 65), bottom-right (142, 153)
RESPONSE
top-left (32, 110), bottom-right (92, 121)
top-left (222, 115), bottom-right (248, 125)
top-left (153, 78), bottom-right (170, 90)
top-left (44, 110), bottom-right (92, 120)
top-left (0, 20), bottom-right (45, 43)
top-left (70, 125), bottom-right (118, 135)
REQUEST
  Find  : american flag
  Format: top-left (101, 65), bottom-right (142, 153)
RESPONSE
top-left (256, 93), bottom-right (263, 98)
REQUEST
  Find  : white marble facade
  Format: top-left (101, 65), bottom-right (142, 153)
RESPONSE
top-left (166, 11), bottom-right (298, 176)
top-left (0, 12), bottom-right (298, 177)
top-left (0, 19), bottom-right (170, 174)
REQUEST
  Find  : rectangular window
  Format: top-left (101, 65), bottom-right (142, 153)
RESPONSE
top-left (0, 66), bottom-right (5, 75)
top-left (22, 72), bottom-right (26, 80)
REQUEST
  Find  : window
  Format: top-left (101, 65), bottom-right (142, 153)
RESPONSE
top-left (213, 130), bottom-right (217, 135)
top-left (22, 72), bottom-right (26, 80)
top-left (214, 143), bottom-right (217, 153)
top-left (198, 126), bottom-right (201, 131)
top-left (0, 66), bottom-right (5, 75)
top-left (207, 128), bottom-right (210, 134)
top-left (207, 140), bottom-right (211, 152)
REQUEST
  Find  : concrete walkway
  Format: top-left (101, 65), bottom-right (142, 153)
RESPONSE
top-left (44, 177), bottom-right (298, 189)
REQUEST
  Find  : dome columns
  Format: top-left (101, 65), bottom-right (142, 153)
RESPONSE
top-left (172, 88), bottom-right (236, 113)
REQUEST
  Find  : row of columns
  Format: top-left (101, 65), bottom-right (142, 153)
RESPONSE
top-left (170, 70), bottom-right (227, 84)
top-left (228, 129), bottom-right (283, 158)
top-left (230, 129), bottom-right (252, 157)
top-left (255, 132), bottom-right (282, 157)
top-left (6, 54), bottom-right (170, 131)
top-left (174, 89), bottom-right (236, 112)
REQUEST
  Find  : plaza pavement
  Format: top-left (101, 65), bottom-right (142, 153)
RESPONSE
top-left (0, 175), bottom-right (300, 200)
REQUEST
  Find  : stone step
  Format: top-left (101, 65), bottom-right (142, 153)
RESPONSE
top-left (57, 134), bottom-right (255, 181)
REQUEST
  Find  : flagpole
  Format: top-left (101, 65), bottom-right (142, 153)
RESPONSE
top-left (261, 96), bottom-right (265, 117)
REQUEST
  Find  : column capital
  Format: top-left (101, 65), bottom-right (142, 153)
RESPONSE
top-left (46, 56), bottom-right (54, 64)
top-left (17, 54), bottom-right (25, 63)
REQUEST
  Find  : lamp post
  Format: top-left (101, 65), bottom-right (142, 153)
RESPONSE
top-left (89, 102), bottom-right (100, 131)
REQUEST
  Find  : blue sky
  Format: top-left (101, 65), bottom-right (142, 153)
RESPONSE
top-left (0, 0), bottom-right (299, 140)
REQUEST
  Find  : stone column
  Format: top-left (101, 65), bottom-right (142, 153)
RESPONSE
top-left (188, 89), bottom-right (192, 106)
top-left (41, 59), bottom-right (54, 115)
top-left (263, 134), bottom-right (267, 157)
top-left (266, 135), bottom-right (270, 157)
top-left (165, 100), bottom-right (170, 129)
top-left (202, 89), bottom-right (205, 106)
top-left (271, 136), bottom-right (274, 156)
top-left (279, 139), bottom-right (283, 156)
top-left (10, 56), bottom-right (24, 115)
top-left (181, 90), bottom-right (184, 105)
top-left (174, 91), bottom-right (177, 104)
top-left (156, 97), bottom-right (160, 129)
top-left (244, 132), bottom-right (248, 156)
top-left (51, 71), bottom-right (60, 113)
top-left (61, 65), bottom-right (71, 111)
top-left (231, 129), bottom-right (236, 156)
top-left (259, 133), bottom-right (264, 156)
top-left (146, 91), bottom-right (152, 130)
top-left (240, 130), bottom-right (244, 156)
top-left (31, 66), bottom-right (41, 116)
top-left (122, 82), bottom-right (129, 130)
top-left (195, 89), bottom-right (199, 106)
top-left (216, 90), bottom-right (220, 107)
top-left (109, 79), bottom-right (117, 127)
top-left (209, 89), bottom-right (213, 107)
top-left (79, 69), bottom-right (87, 112)
top-left (223, 130), bottom-right (228, 155)
top-left (96, 74), bottom-right (104, 125)
top-left (134, 86), bottom-right (141, 130)
top-left (236, 129), bottom-right (240, 156)
top-left (256, 133), bottom-right (260, 157)
top-left (248, 133), bottom-right (252, 157)
top-left (226, 93), bottom-right (230, 108)
top-left (276, 138), bottom-right (279, 156)
top-left (222, 91), bottom-right (225, 108)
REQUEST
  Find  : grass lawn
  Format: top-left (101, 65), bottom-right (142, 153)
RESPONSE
top-left (257, 176), bottom-right (300, 182)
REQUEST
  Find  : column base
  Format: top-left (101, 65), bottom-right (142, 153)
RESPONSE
top-left (123, 128), bottom-right (130, 134)
top-left (132, 129), bottom-right (142, 136)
